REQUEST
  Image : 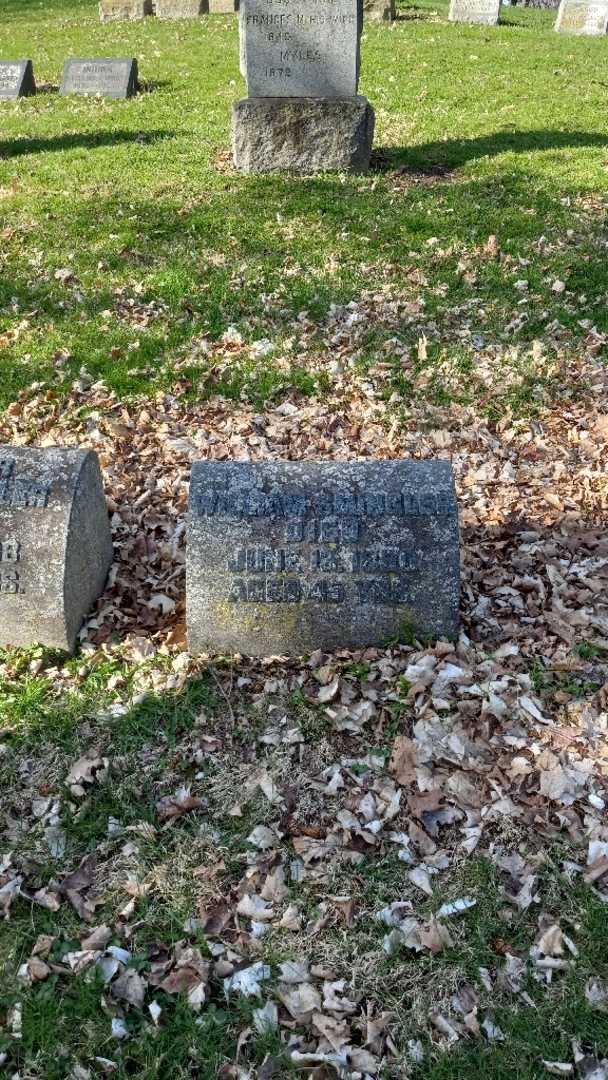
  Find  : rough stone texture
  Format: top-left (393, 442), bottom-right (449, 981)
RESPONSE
top-left (60, 58), bottom-right (139, 98)
top-left (0, 60), bottom-right (36, 99)
top-left (449, 0), bottom-right (500, 21)
top-left (156, 0), bottom-right (207, 16)
top-left (240, 0), bottom-right (361, 98)
top-left (187, 460), bottom-right (460, 657)
top-left (555, 0), bottom-right (608, 32)
top-left (209, 0), bottom-right (239, 10)
top-left (363, 0), bottom-right (396, 19)
top-left (233, 95), bottom-right (374, 174)
top-left (0, 447), bottom-right (113, 653)
top-left (99, 0), bottom-right (151, 20)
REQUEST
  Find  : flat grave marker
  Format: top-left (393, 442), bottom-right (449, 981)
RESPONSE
top-left (0, 60), bottom-right (36, 99)
top-left (187, 460), bottom-right (460, 656)
top-left (60, 58), bottom-right (138, 98)
top-left (0, 447), bottom-right (113, 652)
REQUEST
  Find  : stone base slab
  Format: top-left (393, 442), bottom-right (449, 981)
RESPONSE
top-left (232, 96), bottom-right (375, 175)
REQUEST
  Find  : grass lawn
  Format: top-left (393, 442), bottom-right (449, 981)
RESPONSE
top-left (1, 2), bottom-right (608, 1078)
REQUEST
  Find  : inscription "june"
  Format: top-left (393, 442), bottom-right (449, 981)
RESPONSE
top-left (228, 546), bottom-right (417, 574)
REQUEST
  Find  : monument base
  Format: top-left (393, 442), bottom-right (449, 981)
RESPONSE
top-left (232, 96), bottom-right (375, 175)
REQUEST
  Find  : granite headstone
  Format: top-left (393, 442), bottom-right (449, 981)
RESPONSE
top-left (209, 0), bottom-right (239, 10)
top-left (0, 60), bottom-right (36, 99)
top-left (187, 460), bottom-right (460, 656)
top-left (156, 0), bottom-right (207, 16)
top-left (555, 0), bottom-right (608, 32)
top-left (99, 0), bottom-right (151, 18)
top-left (0, 447), bottom-right (113, 652)
top-left (240, 0), bottom-right (361, 98)
top-left (60, 58), bottom-right (138, 98)
top-left (449, 0), bottom-right (500, 22)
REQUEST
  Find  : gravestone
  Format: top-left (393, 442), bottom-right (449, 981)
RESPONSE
top-left (209, 0), bottom-right (239, 10)
top-left (364, 0), bottom-right (396, 20)
top-left (449, 0), bottom-right (500, 22)
top-left (156, 0), bottom-right (207, 16)
top-left (555, 0), bottom-right (608, 32)
top-left (99, 0), bottom-right (151, 19)
top-left (0, 60), bottom-right (36, 99)
top-left (233, 0), bottom-right (375, 174)
top-left (60, 58), bottom-right (139, 98)
top-left (187, 460), bottom-right (460, 656)
top-left (0, 447), bottom-right (113, 652)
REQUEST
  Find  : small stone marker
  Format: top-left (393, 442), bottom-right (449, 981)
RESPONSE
top-left (555, 0), bottom-right (608, 32)
top-left (0, 447), bottom-right (113, 652)
top-left (364, 0), bottom-right (396, 20)
top-left (209, 0), bottom-right (239, 10)
top-left (234, 0), bottom-right (374, 174)
top-left (0, 60), bottom-right (36, 99)
top-left (187, 460), bottom-right (460, 656)
top-left (99, 0), bottom-right (151, 20)
top-left (60, 58), bottom-right (138, 99)
top-left (156, 0), bottom-right (207, 16)
top-left (449, 0), bottom-right (500, 22)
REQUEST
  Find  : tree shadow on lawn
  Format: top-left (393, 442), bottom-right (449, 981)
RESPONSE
top-left (0, 128), bottom-right (174, 160)
top-left (373, 127), bottom-right (608, 172)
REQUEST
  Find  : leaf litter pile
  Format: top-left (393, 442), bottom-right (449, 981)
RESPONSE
top-left (1, 299), bottom-right (608, 1077)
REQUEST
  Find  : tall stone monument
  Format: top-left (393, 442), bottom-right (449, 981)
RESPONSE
top-left (233, 0), bottom-right (375, 174)
top-left (449, 0), bottom-right (500, 22)
top-left (0, 448), bottom-right (113, 652)
top-left (187, 460), bottom-right (460, 656)
top-left (555, 0), bottom-right (608, 32)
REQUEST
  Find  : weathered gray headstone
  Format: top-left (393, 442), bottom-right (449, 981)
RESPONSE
top-left (156, 0), bottom-right (207, 16)
top-left (234, 0), bottom-right (374, 174)
top-left (99, 0), bottom-right (151, 19)
top-left (449, 0), bottom-right (500, 22)
top-left (555, 0), bottom-right (608, 32)
top-left (364, 0), bottom-right (396, 20)
top-left (60, 58), bottom-right (139, 99)
top-left (0, 60), bottom-right (36, 99)
top-left (241, 0), bottom-right (361, 98)
top-left (99, 0), bottom-right (151, 18)
top-left (209, 0), bottom-right (239, 10)
top-left (0, 447), bottom-right (113, 652)
top-left (187, 460), bottom-right (459, 656)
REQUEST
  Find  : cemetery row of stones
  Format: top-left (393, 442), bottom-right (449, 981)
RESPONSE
top-left (0, 447), bottom-right (460, 657)
top-left (3, 0), bottom-right (606, 175)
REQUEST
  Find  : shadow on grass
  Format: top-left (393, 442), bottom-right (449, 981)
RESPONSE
top-left (373, 127), bottom-right (608, 171)
top-left (0, 128), bottom-right (174, 159)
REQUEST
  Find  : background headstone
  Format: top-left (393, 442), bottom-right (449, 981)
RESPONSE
top-left (209, 0), bottom-right (239, 10)
top-left (234, 0), bottom-right (374, 174)
top-left (555, 0), bottom-right (608, 32)
top-left (363, 0), bottom-right (396, 20)
top-left (156, 0), bottom-right (207, 16)
top-left (0, 447), bottom-right (113, 652)
top-left (60, 58), bottom-right (139, 98)
top-left (0, 60), bottom-right (36, 99)
top-left (187, 460), bottom-right (460, 656)
top-left (99, 0), bottom-right (151, 19)
top-left (449, 0), bottom-right (500, 22)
